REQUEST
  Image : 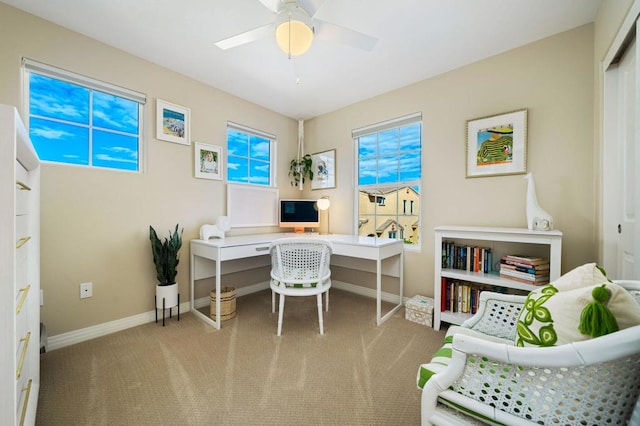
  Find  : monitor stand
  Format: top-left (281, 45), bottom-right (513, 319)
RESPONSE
top-left (294, 227), bottom-right (305, 234)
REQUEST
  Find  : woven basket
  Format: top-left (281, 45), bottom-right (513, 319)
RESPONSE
top-left (210, 287), bottom-right (236, 321)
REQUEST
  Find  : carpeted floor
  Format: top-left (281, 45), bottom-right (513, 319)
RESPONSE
top-left (36, 289), bottom-right (446, 425)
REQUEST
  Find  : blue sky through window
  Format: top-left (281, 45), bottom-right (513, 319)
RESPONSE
top-left (358, 123), bottom-right (421, 185)
top-left (227, 128), bottom-right (271, 185)
top-left (28, 72), bottom-right (141, 171)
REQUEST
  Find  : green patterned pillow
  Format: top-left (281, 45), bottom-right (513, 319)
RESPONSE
top-left (516, 263), bottom-right (640, 347)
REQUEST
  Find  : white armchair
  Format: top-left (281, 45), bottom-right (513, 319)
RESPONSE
top-left (418, 281), bottom-right (640, 425)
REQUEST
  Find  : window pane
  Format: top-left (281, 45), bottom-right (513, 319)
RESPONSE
top-left (400, 124), bottom-right (421, 151)
top-left (377, 155), bottom-right (399, 184)
top-left (93, 91), bottom-right (139, 134)
top-left (29, 73), bottom-right (89, 124)
top-left (378, 129), bottom-right (398, 156)
top-left (227, 130), bottom-right (248, 156)
top-left (30, 117), bottom-right (89, 165)
top-left (250, 136), bottom-right (270, 161)
top-left (227, 156), bottom-right (248, 183)
top-left (400, 151), bottom-right (421, 181)
top-left (358, 157), bottom-right (377, 185)
top-left (92, 130), bottom-right (139, 170)
top-left (358, 134), bottom-right (376, 159)
top-left (249, 159), bottom-right (270, 185)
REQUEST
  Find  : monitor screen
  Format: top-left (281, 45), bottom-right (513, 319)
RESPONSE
top-left (279, 199), bottom-right (319, 232)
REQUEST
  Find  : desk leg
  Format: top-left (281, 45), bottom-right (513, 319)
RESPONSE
top-left (376, 257), bottom-right (382, 325)
top-left (377, 252), bottom-right (404, 326)
top-left (189, 252), bottom-right (221, 330)
top-left (215, 255), bottom-right (221, 328)
top-left (190, 251), bottom-right (195, 317)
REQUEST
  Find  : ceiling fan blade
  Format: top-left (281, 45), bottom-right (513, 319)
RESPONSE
top-left (314, 20), bottom-right (378, 51)
top-left (297, 0), bottom-right (327, 17)
top-left (214, 24), bottom-right (273, 50)
top-left (257, 0), bottom-right (283, 13)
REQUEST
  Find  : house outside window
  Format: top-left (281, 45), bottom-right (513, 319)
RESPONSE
top-left (23, 59), bottom-right (145, 171)
top-left (226, 122), bottom-right (274, 186)
top-left (354, 113), bottom-right (422, 247)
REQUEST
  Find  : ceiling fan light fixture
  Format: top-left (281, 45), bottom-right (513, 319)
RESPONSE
top-left (275, 5), bottom-right (314, 57)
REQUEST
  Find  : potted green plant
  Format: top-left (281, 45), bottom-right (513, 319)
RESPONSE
top-left (149, 224), bottom-right (183, 309)
top-left (289, 154), bottom-right (313, 189)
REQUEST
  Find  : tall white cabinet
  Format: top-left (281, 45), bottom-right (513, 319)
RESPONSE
top-left (433, 226), bottom-right (562, 331)
top-left (0, 105), bottom-right (40, 425)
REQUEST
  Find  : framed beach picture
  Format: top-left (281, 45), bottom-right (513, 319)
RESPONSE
top-left (311, 149), bottom-right (336, 190)
top-left (194, 142), bottom-right (222, 180)
top-left (466, 109), bottom-right (527, 178)
top-left (156, 99), bottom-right (190, 145)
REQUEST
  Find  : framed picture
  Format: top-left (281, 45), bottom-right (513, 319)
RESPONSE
top-left (156, 99), bottom-right (190, 145)
top-left (194, 142), bottom-right (222, 180)
top-left (311, 149), bottom-right (336, 190)
top-left (466, 109), bottom-right (527, 178)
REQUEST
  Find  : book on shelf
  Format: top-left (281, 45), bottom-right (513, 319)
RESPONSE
top-left (500, 263), bottom-right (549, 274)
top-left (498, 267), bottom-right (549, 279)
top-left (502, 254), bottom-right (549, 266)
top-left (440, 278), bottom-right (492, 315)
top-left (441, 241), bottom-right (492, 273)
top-left (499, 270), bottom-right (550, 285)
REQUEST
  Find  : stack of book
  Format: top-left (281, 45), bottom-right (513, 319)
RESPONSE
top-left (499, 254), bottom-right (550, 285)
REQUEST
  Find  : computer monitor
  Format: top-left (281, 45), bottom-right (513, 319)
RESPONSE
top-left (279, 199), bottom-right (319, 233)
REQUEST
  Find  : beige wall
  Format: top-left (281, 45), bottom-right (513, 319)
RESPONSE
top-left (0, 4), bottom-right (301, 335)
top-left (304, 24), bottom-right (596, 299)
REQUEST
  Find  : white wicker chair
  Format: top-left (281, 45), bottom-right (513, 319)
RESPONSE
top-left (269, 238), bottom-right (333, 336)
top-left (419, 281), bottom-right (640, 425)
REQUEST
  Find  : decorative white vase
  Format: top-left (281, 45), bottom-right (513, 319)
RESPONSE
top-left (156, 282), bottom-right (178, 309)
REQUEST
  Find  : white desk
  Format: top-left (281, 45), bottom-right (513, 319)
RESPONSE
top-left (190, 233), bottom-right (404, 329)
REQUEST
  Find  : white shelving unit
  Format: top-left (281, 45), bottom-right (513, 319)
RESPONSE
top-left (433, 226), bottom-right (562, 331)
top-left (0, 105), bottom-right (40, 425)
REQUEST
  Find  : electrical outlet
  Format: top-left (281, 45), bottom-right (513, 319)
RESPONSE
top-left (80, 282), bottom-right (93, 299)
top-left (40, 289), bottom-right (44, 306)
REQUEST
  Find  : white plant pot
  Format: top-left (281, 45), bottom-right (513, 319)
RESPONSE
top-left (156, 282), bottom-right (178, 309)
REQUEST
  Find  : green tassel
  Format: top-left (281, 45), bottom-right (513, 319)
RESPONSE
top-left (578, 284), bottom-right (619, 338)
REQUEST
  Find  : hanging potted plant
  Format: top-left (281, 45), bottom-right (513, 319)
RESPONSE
top-left (149, 224), bottom-right (183, 309)
top-left (289, 154), bottom-right (314, 189)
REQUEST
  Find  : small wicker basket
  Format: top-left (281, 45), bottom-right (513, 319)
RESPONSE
top-left (210, 287), bottom-right (236, 320)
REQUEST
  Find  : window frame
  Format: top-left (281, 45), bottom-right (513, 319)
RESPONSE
top-left (353, 113), bottom-right (422, 250)
top-left (22, 58), bottom-right (146, 172)
top-left (226, 121), bottom-right (276, 187)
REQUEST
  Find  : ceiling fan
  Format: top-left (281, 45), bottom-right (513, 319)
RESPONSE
top-left (214, 0), bottom-right (378, 56)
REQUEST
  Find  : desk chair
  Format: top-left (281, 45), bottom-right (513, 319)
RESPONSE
top-left (269, 238), bottom-right (333, 336)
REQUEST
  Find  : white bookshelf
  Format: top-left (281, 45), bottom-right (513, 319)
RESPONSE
top-left (433, 226), bottom-right (562, 330)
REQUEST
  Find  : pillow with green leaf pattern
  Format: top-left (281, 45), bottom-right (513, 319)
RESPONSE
top-left (515, 263), bottom-right (640, 347)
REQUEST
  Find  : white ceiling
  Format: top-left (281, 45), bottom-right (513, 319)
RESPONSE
top-left (3, 0), bottom-right (601, 120)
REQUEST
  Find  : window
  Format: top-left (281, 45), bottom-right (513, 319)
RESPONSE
top-left (226, 122), bottom-right (274, 186)
top-left (354, 113), bottom-right (422, 247)
top-left (23, 59), bottom-right (145, 171)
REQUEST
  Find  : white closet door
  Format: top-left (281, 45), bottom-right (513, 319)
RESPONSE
top-left (603, 15), bottom-right (640, 280)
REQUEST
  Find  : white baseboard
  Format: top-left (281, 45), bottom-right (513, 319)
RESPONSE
top-left (47, 280), bottom-right (407, 351)
top-left (47, 301), bottom-right (188, 351)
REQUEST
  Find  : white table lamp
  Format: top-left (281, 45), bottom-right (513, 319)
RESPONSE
top-left (317, 196), bottom-right (330, 234)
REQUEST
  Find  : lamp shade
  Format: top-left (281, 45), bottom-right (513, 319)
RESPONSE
top-left (275, 5), bottom-right (314, 56)
top-left (317, 197), bottom-right (330, 211)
